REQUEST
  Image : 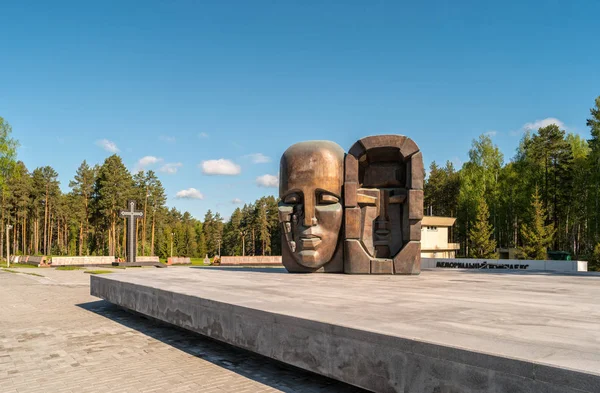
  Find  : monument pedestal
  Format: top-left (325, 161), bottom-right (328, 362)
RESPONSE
top-left (91, 268), bottom-right (600, 393)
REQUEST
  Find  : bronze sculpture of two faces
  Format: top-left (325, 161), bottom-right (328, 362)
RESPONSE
top-left (278, 135), bottom-right (424, 275)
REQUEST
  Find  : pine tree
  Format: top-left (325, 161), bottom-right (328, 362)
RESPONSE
top-left (8, 162), bottom-right (31, 254)
top-left (525, 124), bottom-right (573, 249)
top-left (590, 243), bottom-right (600, 271)
top-left (518, 187), bottom-right (555, 260)
top-left (469, 197), bottom-right (497, 258)
top-left (587, 96), bottom-right (600, 247)
top-left (256, 200), bottom-right (270, 255)
top-left (95, 155), bottom-right (133, 257)
top-left (69, 160), bottom-right (96, 255)
top-left (0, 116), bottom-right (19, 190)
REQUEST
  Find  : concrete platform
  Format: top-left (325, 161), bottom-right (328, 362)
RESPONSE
top-left (91, 267), bottom-right (600, 393)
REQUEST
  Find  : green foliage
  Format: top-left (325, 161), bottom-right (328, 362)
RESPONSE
top-left (4, 96), bottom-right (600, 263)
top-left (456, 134), bottom-right (503, 256)
top-left (469, 197), bottom-right (497, 259)
top-left (218, 196), bottom-right (280, 257)
top-left (524, 124), bottom-right (573, 249)
top-left (424, 161), bottom-right (459, 217)
top-left (94, 155), bottom-right (133, 256)
top-left (518, 187), bottom-right (555, 260)
top-left (589, 243), bottom-right (600, 271)
top-left (0, 116), bottom-right (19, 191)
top-left (55, 266), bottom-right (85, 270)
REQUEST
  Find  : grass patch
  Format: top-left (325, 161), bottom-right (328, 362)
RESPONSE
top-left (2, 268), bottom-right (44, 277)
top-left (0, 262), bottom-right (38, 268)
top-left (55, 266), bottom-right (85, 270)
top-left (84, 270), bottom-right (114, 275)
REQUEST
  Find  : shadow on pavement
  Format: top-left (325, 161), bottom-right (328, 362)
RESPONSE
top-left (78, 300), bottom-right (366, 393)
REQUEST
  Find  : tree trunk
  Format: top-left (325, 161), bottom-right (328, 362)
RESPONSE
top-left (0, 193), bottom-right (5, 261)
top-left (13, 220), bottom-right (17, 256)
top-left (34, 219), bottom-right (38, 254)
top-left (48, 215), bottom-right (53, 255)
top-left (83, 198), bottom-right (89, 255)
top-left (142, 190), bottom-right (148, 255)
top-left (150, 209), bottom-right (156, 256)
top-left (57, 217), bottom-right (61, 253)
top-left (110, 212), bottom-right (116, 256)
top-left (44, 186), bottom-right (49, 255)
top-left (79, 222), bottom-right (84, 256)
top-left (22, 215), bottom-right (26, 255)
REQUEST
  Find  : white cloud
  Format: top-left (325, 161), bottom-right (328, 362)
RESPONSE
top-left (160, 135), bottom-right (176, 143)
top-left (523, 117), bottom-right (565, 131)
top-left (451, 157), bottom-right (463, 170)
top-left (96, 139), bottom-right (119, 153)
top-left (232, 198), bottom-right (243, 204)
top-left (245, 153), bottom-right (271, 163)
top-left (175, 188), bottom-right (204, 199)
top-left (200, 159), bottom-right (241, 175)
top-left (484, 130), bottom-right (497, 137)
top-left (136, 156), bottom-right (163, 171)
top-left (160, 162), bottom-right (183, 174)
top-left (256, 174), bottom-right (279, 188)
top-left (198, 132), bottom-right (209, 138)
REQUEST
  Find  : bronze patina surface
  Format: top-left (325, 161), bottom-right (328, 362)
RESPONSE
top-left (344, 135), bottom-right (424, 274)
top-left (278, 135), bottom-right (424, 274)
top-left (279, 141), bottom-right (345, 272)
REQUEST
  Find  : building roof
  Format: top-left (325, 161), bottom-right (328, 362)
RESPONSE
top-left (422, 216), bottom-right (457, 227)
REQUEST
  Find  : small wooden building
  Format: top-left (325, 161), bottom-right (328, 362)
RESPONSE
top-left (421, 216), bottom-right (460, 258)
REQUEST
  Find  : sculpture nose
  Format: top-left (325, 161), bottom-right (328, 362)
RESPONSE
top-left (303, 194), bottom-right (317, 227)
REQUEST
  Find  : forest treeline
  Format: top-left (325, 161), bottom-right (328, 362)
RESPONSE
top-left (0, 96), bottom-right (599, 266)
top-left (0, 120), bottom-right (281, 259)
top-left (425, 96), bottom-right (600, 265)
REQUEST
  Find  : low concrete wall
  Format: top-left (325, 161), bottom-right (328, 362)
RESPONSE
top-left (136, 256), bottom-right (159, 263)
top-left (20, 256), bottom-right (49, 267)
top-left (422, 258), bottom-right (588, 272)
top-left (167, 257), bottom-right (191, 265)
top-left (220, 256), bottom-right (282, 266)
top-left (50, 256), bottom-right (115, 266)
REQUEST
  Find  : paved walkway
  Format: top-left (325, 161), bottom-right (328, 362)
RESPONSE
top-left (0, 268), bottom-right (365, 393)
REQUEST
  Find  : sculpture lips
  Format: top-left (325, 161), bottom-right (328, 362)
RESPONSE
top-left (375, 229), bottom-right (390, 237)
top-left (300, 235), bottom-right (321, 249)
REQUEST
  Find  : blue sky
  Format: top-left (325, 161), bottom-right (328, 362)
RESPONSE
top-left (2, 0), bottom-right (599, 220)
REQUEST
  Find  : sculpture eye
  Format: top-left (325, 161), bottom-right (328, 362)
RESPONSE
top-left (284, 193), bottom-right (301, 204)
top-left (319, 194), bottom-right (339, 205)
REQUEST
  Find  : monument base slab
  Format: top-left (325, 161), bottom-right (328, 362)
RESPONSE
top-left (90, 267), bottom-right (600, 393)
top-left (112, 261), bottom-right (165, 268)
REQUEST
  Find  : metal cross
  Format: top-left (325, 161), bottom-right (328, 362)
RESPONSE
top-left (119, 200), bottom-right (144, 263)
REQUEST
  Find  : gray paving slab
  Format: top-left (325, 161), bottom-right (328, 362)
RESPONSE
top-left (92, 266), bottom-right (600, 393)
top-left (0, 267), bottom-right (366, 393)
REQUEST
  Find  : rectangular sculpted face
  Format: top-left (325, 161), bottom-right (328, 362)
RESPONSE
top-left (279, 141), bottom-right (345, 270)
top-left (357, 151), bottom-right (407, 258)
top-left (344, 135), bottom-right (424, 275)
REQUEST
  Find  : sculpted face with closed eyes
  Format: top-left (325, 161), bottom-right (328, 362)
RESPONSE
top-left (279, 141), bottom-right (345, 270)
